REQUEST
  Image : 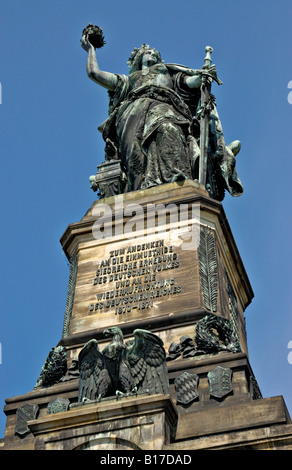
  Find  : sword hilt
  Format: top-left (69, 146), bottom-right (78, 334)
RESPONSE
top-left (203, 46), bottom-right (213, 68)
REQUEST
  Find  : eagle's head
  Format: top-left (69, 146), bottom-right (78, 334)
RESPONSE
top-left (103, 327), bottom-right (124, 341)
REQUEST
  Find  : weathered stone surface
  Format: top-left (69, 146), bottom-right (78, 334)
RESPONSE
top-left (27, 394), bottom-right (177, 450)
top-left (1, 183), bottom-right (292, 450)
top-left (59, 182), bottom-right (253, 360)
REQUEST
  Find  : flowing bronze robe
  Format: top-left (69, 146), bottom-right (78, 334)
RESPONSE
top-left (100, 63), bottom-right (198, 191)
top-left (99, 62), bottom-right (243, 199)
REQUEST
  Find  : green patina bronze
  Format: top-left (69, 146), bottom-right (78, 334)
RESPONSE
top-left (81, 25), bottom-right (243, 201)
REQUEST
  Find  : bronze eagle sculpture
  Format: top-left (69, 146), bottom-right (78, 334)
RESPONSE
top-left (78, 327), bottom-right (169, 402)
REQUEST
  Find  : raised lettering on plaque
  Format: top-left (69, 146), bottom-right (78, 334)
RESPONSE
top-left (89, 239), bottom-right (182, 316)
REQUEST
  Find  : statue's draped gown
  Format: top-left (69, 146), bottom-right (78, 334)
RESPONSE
top-left (99, 62), bottom-right (243, 198)
top-left (100, 63), bottom-right (198, 191)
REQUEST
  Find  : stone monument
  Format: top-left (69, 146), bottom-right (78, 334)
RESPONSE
top-left (1, 25), bottom-right (292, 451)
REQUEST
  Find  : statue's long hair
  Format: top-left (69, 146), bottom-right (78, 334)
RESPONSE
top-left (127, 44), bottom-right (163, 74)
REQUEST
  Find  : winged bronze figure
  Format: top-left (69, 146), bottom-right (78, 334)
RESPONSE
top-left (78, 327), bottom-right (169, 402)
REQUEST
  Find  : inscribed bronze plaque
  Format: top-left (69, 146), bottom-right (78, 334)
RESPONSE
top-left (69, 230), bottom-right (201, 335)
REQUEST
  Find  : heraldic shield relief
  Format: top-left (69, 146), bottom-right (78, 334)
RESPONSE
top-left (207, 366), bottom-right (233, 399)
top-left (174, 371), bottom-right (199, 405)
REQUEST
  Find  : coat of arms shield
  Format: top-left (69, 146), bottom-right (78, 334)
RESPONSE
top-left (207, 366), bottom-right (233, 399)
top-left (174, 371), bottom-right (199, 405)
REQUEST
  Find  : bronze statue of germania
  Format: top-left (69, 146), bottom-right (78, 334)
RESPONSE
top-left (81, 24), bottom-right (243, 201)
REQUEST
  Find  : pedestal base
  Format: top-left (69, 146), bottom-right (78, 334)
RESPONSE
top-left (1, 181), bottom-right (292, 450)
top-left (2, 393), bottom-right (177, 451)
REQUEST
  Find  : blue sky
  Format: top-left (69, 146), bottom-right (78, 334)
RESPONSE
top-left (0, 0), bottom-right (291, 438)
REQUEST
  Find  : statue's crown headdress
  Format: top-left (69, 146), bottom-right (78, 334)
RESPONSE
top-left (127, 43), bottom-right (163, 73)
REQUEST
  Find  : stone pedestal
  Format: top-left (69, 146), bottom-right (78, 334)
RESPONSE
top-left (26, 394), bottom-right (177, 450)
top-left (60, 180), bottom-right (253, 361)
top-left (1, 180), bottom-right (292, 450)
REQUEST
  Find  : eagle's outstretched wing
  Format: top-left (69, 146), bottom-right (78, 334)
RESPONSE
top-left (127, 329), bottom-right (169, 395)
top-left (78, 339), bottom-right (111, 401)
